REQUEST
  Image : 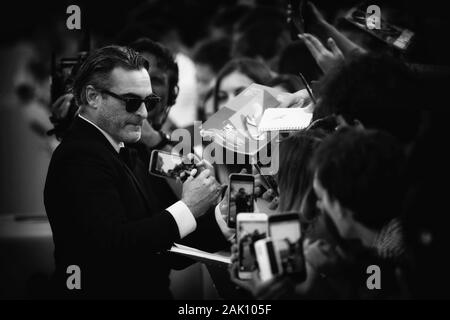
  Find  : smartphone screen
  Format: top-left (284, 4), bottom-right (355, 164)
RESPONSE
top-left (228, 174), bottom-right (255, 228)
top-left (149, 150), bottom-right (196, 180)
top-left (268, 213), bottom-right (306, 280)
top-left (269, 216), bottom-right (301, 243)
top-left (237, 214), bottom-right (268, 279)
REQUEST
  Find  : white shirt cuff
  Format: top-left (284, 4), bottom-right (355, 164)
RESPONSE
top-left (166, 201), bottom-right (197, 239)
top-left (215, 204), bottom-right (235, 241)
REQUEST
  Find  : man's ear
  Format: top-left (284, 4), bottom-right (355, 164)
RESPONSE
top-left (85, 85), bottom-right (101, 108)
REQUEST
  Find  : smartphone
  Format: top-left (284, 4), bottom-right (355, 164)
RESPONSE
top-left (345, 6), bottom-right (414, 51)
top-left (266, 213), bottom-right (306, 281)
top-left (268, 213), bottom-right (301, 243)
top-left (149, 150), bottom-right (197, 180)
top-left (228, 174), bottom-right (255, 228)
top-left (237, 213), bottom-right (268, 280)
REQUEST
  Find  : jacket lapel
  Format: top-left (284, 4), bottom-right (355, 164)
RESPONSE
top-left (67, 117), bottom-right (154, 213)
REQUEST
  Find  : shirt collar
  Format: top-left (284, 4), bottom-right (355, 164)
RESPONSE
top-left (78, 114), bottom-right (125, 153)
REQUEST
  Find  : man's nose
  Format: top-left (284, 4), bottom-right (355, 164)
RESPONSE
top-left (135, 102), bottom-right (148, 119)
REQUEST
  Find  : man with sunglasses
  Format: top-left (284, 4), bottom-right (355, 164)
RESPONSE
top-left (44, 46), bottom-right (228, 299)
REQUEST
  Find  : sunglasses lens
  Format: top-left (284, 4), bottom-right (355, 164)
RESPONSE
top-left (125, 96), bottom-right (160, 113)
top-left (126, 99), bottom-right (142, 113)
top-left (145, 97), bottom-right (160, 111)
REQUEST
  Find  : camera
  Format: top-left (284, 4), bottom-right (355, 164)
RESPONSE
top-left (48, 51), bottom-right (88, 140)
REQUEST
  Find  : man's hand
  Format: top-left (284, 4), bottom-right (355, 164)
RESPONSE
top-left (182, 168), bottom-right (226, 219)
top-left (298, 33), bottom-right (344, 73)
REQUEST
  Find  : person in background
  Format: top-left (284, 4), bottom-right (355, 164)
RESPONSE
top-left (310, 127), bottom-right (409, 299)
top-left (213, 58), bottom-right (273, 114)
top-left (209, 58), bottom-right (273, 184)
top-left (209, 5), bottom-right (252, 39)
top-left (191, 36), bottom-right (232, 121)
top-left (232, 21), bottom-right (291, 72)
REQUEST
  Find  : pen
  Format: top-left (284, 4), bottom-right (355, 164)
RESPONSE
top-left (253, 163), bottom-right (279, 197)
top-left (298, 72), bottom-right (317, 105)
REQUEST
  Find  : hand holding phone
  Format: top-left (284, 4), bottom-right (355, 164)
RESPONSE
top-left (149, 150), bottom-right (199, 182)
top-left (237, 213), bottom-right (268, 279)
top-left (182, 168), bottom-right (226, 219)
top-left (228, 174), bottom-right (255, 228)
top-left (257, 213), bottom-right (306, 282)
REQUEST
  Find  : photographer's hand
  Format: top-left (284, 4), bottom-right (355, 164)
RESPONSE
top-left (229, 251), bottom-right (294, 299)
top-left (50, 93), bottom-right (75, 122)
top-left (303, 1), bottom-right (366, 58)
top-left (298, 33), bottom-right (344, 73)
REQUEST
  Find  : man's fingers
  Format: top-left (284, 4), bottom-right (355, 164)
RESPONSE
top-left (299, 34), bottom-right (320, 59)
top-left (183, 175), bottom-right (194, 184)
top-left (189, 168), bottom-right (198, 177)
top-left (198, 168), bottom-right (211, 179)
top-left (304, 33), bottom-right (327, 54)
top-left (327, 37), bottom-right (342, 57)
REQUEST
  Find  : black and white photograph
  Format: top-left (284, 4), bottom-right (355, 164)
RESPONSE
top-left (1, 0), bottom-right (450, 306)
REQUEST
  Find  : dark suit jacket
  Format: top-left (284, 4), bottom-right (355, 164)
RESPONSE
top-left (44, 117), bottom-right (228, 299)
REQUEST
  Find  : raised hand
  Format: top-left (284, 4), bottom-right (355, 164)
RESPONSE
top-left (298, 33), bottom-right (344, 73)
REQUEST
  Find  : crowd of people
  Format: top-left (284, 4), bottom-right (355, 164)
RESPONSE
top-left (4, 0), bottom-right (450, 299)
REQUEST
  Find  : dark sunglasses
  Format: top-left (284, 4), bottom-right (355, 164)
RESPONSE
top-left (97, 88), bottom-right (161, 113)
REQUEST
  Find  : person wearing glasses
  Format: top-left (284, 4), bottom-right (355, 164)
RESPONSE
top-left (44, 46), bottom-right (230, 299)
